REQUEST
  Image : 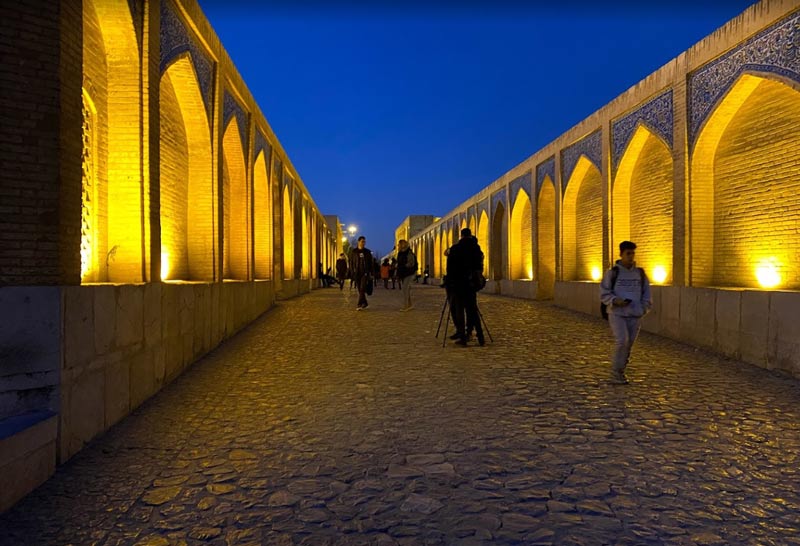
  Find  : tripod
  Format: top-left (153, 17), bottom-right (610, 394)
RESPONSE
top-left (435, 294), bottom-right (493, 347)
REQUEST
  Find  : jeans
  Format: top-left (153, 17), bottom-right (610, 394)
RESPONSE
top-left (357, 276), bottom-right (369, 307)
top-left (400, 274), bottom-right (414, 308)
top-left (608, 313), bottom-right (642, 372)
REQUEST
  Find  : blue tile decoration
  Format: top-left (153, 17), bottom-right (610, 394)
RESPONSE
top-left (689, 10), bottom-right (800, 149)
top-left (223, 90), bottom-right (249, 158)
top-left (536, 156), bottom-right (556, 195)
top-left (254, 129), bottom-right (271, 164)
top-left (612, 89), bottom-right (673, 172)
top-left (160, 0), bottom-right (215, 121)
top-left (560, 130), bottom-right (602, 193)
top-left (509, 172), bottom-right (532, 205)
top-left (492, 188), bottom-right (507, 212)
top-left (478, 198), bottom-right (490, 217)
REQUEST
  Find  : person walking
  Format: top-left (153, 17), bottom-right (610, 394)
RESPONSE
top-left (349, 236), bottom-right (374, 310)
top-left (600, 240), bottom-right (652, 384)
top-left (396, 239), bottom-right (417, 311)
top-left (445, 228), bottom-right (484, 346)
top-left (335, 253), bottom-right (348, 290)
top-left (380, 259), bottom-right (391, 289)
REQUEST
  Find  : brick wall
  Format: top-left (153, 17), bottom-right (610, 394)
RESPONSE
top-left (282, 185), bottom-right (293, 278)
top-left (222, 120), bottom-right (249, 280)
top-left (491, 203), bottom-right (506, 280)
top-left (712, 76), bottom-right (800, 289)
top-left (477, 211), bottom-right (489, 277)
top-left (253, 152), bottom-right (272, 279)
top-left (537, 180), bottom-right (556, 296)
top-left (510, 190), bottom-right (532, 280)
top-left (563, 159), bottom-right (602, 281)
top-left (158, 71), bottom-right (190, 280)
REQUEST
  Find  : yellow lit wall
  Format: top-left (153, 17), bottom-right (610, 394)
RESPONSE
top-left (491, 203), bottom-right (506, 280)
top-left (563, 157), bottom-right (602, 281)
top-left (282, 185), bottom-right (293, 279)
top-left (613, 125), bottom-right (673, 283)
top-left (294, 196), bottom-right (303, 279)
top-left (698, 75), bottom-right (800, 289)
top-left (510, 189), bottom-right (532, 280)
top-left (301, 206), bottom-right (309, 279)
top-left (253, 152), bottom-right (271, 279)
top-left (477, 211), bottom-right (489, 276)
top-left (537, 177), bottom-right (557, 296)
top-left (159, 57), bottom-right (215, 281)
top-left (434, 233), bottom-right (442, 278)
top-left (222, 119), bottom-right (249, 280)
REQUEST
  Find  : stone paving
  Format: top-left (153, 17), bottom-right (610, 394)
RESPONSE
top-left (2, 284), bottom-right (800, 546)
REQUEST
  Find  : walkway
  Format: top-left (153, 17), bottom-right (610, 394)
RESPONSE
top-left (1, 285), bottom-right (799, 546)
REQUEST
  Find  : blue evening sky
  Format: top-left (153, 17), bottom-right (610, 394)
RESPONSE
top-left (199, 1), bottom-right (755, 257)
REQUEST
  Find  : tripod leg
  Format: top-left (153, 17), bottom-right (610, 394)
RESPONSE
top-left (435, 297), bottom-right (449, 338)
top-left (442, 309), bottom-right (450, 348)
top-left (477, 307), bottom-right (493, 342)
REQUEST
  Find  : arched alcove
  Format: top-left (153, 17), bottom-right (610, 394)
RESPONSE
top-left (477, 211), bottom-right (489, 277)
top-left (159, 56), bottom-right (214, 281)
top-left (537, 177), bottom-right (556, 297)
top-left (510, 189), bottom-right (532, 280)
top-left (222, 117), bottom-right (249, 280)
top-left (562, 157), bottom-right (602, 281)
top-left (253, 151), bottom-right (271, 279)
top-left (614, 124), bottom-right (674, 284)
top-left (691, 73), bottom-right (800, 289)
top-left (491, 203), bottom-right (506, 281)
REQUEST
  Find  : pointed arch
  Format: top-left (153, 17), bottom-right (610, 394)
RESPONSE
top-left (691, 73), bottom-right (800, 289)
top-left (510, 188), bottom-right (533, 280)
top-left (537, 176), bottom-right (556, 297)
top-left (222, 117), bottom-right (249, 280)
top-left (282, 184), bottom-right (293, 279)
top-left (253, 151), bottom-right (271, 279)
top-left (613, 124), bottom-right (673, 284)
top-left (82, 0), bottom-right (144, 282)
top-left (160, 56), bottom-right (215, 281)
top-left (301, 205), bottom-right (309, 279)
top-left (434, 232), bottom-right (442, 278)
top-left (562, 156), bottom-right (602, 281)
top-left (477, 210), bottom-right (489, 277)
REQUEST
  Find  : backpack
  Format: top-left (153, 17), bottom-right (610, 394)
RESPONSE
top-left (470, 270), bottom-right (487, 292)
top-left (600, 266), bottom-right (644, 320)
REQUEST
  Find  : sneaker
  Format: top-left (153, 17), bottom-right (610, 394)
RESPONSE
top-left (449, 333), bottom-right (462, 340)
top-left (477, 333), bottom-right (485, 346)
top-left (609, 371), bottom-right (629, 385)
top-left (454, 337), bottom-right (469, 346)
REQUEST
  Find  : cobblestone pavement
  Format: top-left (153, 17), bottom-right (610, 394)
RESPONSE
top-left (2, 284), bottom-right (800, 546)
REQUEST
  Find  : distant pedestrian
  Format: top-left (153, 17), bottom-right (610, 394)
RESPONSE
top-left (335, 253), bottom-right (348, 290)
top-left (423, 266), bottom-right (430, 284)
top-left (390, 258), bottom-right (398, 289)
top-left (349, 236), bottom-right (374, 310)
top-left (396, 239), bottom-right (417, 311)
top-left (381, 259), bottom-right (391, 289)
top-left (600, 241), bottom-right (652, 384)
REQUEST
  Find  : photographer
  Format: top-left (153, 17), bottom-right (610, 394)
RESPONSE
top-left (444, 228), bottom-right (485, 346)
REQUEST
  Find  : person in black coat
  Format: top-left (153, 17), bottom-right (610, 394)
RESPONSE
top-left (445, 228), bottom-right (485, 346)
top-left (349, 236), bottom-right (374, 310)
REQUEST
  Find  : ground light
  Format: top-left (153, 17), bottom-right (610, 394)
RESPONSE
top-left (161, 252), bottom-right (169, 280)
top-left (591, 266), bottom-right (602, 281)
top-left (653, 265), bottom-right (668, 284)
top-left (755, 258), bottom-right (781, 288)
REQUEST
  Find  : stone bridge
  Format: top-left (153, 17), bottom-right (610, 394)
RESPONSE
top-left (1, 0), bottom-right (799, 535)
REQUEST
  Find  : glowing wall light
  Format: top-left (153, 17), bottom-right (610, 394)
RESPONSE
top-left (755, 258), bottom-right (781, 288)
top-left (161, 252), bottom-right (170, 281)
top-left (652, 266), bottom-right (668, 284)
top-left (527, 267), bottom-right (534, 280)
top-left (591, 265), bottom-right (602, 281)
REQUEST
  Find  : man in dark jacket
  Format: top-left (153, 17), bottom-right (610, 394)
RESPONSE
top-left (349, 236), bottom-right (374, 310)
top-left (445, 228), bottom-right (485, 346)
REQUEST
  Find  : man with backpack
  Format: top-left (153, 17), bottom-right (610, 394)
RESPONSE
top-left (600, 241), bottom-right (652, 384)
top-left (396, 239), bottom-right (417, 311)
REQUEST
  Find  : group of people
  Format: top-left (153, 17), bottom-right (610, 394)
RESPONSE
top-left (339, 236), bottom-right (418, 311)
top-left (334, 231), bottom-right (651, 384)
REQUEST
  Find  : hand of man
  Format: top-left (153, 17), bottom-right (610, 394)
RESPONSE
top-left (612, 298), bottom-right (630, 307)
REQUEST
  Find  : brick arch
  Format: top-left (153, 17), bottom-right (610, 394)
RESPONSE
top-left (477, 211), bottom-right (489, 277)
top-left (434, 232), bottom-right (442, 278)
top-left (510, 188), bottom-right (532, 280)
top-left (301, 205), bottom-right (309, 279)
top-left (613, 124), bottom-right (673, 284)
top-left (491, 202), bottom-right (506, 281)
top-left (253, 151), bottom-right (271, 279)
top-left (160, 56), bottom-right (214, 281)
top-left (563, 156), bottom-right (602, 281)
top-left (223, 117), bottom-right (249, 280)
top-left (537, 176), bottom-right (556, 297)
top-left (691, 73), bottom-right (800, 289)
top-left (81, 0), bottom-right (143, 282)
top-left (282, 184), bottom-right (293, 279)
top-left (468, 215), bottom-right (476, 235)
top-left (293, 195), bottom-right (303, 279)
